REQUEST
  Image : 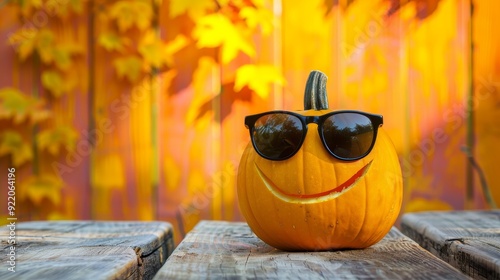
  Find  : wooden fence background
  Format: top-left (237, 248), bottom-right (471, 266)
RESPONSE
top-left (1, 0), bottom-right (499, 244)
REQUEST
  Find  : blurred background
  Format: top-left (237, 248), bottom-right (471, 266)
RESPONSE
top-left (0, 0), bottom-right (499, 244)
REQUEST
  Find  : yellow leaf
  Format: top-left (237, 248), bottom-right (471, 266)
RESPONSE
top-left (8, 28), bottom-right (40, 61)
top-left (69, 0), bottom-right (84, 14)
top-left (110, 1), bottom-right (153, 32)
top-left (8, 28), bottom-right (80, 68)
top-left (193, 14), bottom-right (255, 64)
top-left (169, 0), bottom-right (216, 19)
top-left (51, 43), bottom-right (82, 70)
top-left (19, 0), bottom-right (43, 16)
top-left (46, 0), bottom-right (84, 17)
top-left (0, 88), bottom-right (31, 122)
top-left (41, 71), bottom-right (64, 97)
top-left (0, 131), bottom-right (33, 167)
top-left (139, 32), bottom-right (188, 69)
top-left (113, 55), bottom-right (143, 82)
top-left (0, 87), bottom-right (50, 124)
top-left (110, 2), bottom-right (135, 31)
top-left (19, 175), bottom-right (63, 206)
top-left (37, 126), bottom-right (78, 156)
top-left (98, 32), bottom-right (130, 52)
top-left (30, 107), bottom-right (51, 124)
top-left (139, 31), bottom-right (167, 69)
top-left (35, 29), bottom-right (56, 64)
top-left (44, 43), bottom-right (82, 71)
top-left (68, 0), bottom-right (85, 14)
top-left (133, 2), bottom-right (153, 30)
top-left (234, 64), bottom-right (286, 98)
top-left (193, 15), bottom-right (228, 47)
top-left (239, 6), bottom-right (275, 35)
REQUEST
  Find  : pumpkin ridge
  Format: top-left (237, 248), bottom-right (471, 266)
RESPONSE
top-left (347, 162), bottom-right (369, 247)
top-left (239, 151), bottom-right (284, 248)
top-left (353, 157), bottom-right (374, 247)
top-left (359, 131), bottom-right (402, 247)
top-left (355, 152), bottom-right (385, 247)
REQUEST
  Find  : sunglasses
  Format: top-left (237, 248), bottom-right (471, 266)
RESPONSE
top-left (244, 110), bottom-right (383, 161)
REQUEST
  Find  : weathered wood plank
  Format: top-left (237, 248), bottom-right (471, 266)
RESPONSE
top-left (0, 221), bottom-right (174, 280)
top-left (154, 220), bottom-right (468, 279)
top-left (401, 210), bottom-right (500, 280)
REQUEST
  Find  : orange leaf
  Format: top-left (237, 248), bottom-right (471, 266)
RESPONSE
top-left (234, 64), bottom-right (285, 99)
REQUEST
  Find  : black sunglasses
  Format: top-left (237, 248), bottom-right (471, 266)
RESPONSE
top-left (244, 110), bottom-right (383, 161)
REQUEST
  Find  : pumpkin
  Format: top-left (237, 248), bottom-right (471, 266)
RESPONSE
top-left (237, 70), bottom-right (403, 251)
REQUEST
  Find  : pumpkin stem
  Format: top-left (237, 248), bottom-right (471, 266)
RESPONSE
top-left (304, 70), bottom-right (329, 110)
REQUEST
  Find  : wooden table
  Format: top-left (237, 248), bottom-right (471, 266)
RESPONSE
top-left (0, 221), bottom-right (174, 280)
top-left (401, 210), bottom-right (500, 280)
top-left (154, 220), bottom-right (467, 279)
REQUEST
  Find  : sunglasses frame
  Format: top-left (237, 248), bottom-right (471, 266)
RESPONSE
top-left (245, 110), bottom-right (383, 161)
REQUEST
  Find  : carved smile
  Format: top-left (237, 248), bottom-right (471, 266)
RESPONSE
top-left (255, 160), bottom-right (373, 204)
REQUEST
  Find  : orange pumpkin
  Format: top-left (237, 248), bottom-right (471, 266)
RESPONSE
top-left (237, 70), bottom-right (403, 251)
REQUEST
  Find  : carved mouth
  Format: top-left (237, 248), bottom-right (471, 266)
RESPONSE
top-left (255, 160), bottom-right (373, 204)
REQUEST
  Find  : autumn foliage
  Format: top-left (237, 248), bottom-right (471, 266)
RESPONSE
top-left (1, 0), bottom-right (499, 243)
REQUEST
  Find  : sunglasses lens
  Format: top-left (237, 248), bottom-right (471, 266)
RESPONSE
top-left (322, 113), bottom-right (375, 159)
top-left (252, 113), bottom-right (304, 160)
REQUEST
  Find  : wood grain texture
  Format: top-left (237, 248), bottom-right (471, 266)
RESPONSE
top-left (401, 210), bottom-right (500, 280)
top-left (153, 220), bottom-right (467, 280)
top-left (0, 221), bottom-right (174, 280)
